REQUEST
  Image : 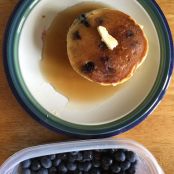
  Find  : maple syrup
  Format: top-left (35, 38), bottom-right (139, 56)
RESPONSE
top-left (41, 2), bottom-right (121, 103)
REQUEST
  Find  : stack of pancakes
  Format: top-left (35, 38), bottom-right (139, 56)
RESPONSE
top-left (67, 8), bottom-right (148, 86)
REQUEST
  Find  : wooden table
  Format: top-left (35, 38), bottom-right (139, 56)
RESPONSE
top-left (0, 1), bottom-right (174, 173)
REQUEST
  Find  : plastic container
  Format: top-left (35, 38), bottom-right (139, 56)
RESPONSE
top-left (0, 139), bottom-right (164, 174)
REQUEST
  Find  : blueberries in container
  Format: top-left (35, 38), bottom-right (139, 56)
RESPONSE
top-left (20, 148), bottom-right (138, 174)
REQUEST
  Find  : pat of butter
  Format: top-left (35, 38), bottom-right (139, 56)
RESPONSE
top-left (140, 25), bottom-right (144, 29)
top-left (97, 26), bottom-right (118, 50)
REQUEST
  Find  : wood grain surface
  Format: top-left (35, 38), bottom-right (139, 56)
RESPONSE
top-left (0, 1), bottom-right (174, 173)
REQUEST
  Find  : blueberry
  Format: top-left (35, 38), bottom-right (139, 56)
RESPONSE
top-left (49, 167), bottom-right (57, 174)
top-left (71, 151), bottom-right (79, 155)
top-left (93, 152), bottom-right (102, 160)
top-left (83, 20), bottom-right (90, 27)
top-left (102, 156), bottom-right (113, 167)
top-left (37, 168), bottom-right (48, 174)
top-left (67, 162), bottom-right (77, 171)
top-left (73, 170), bottom-right (83, 174)
top-left (115, 151), bottom-right (126, 162)
top-left (78, 162), bottom-right (84, 171)
top-left (73, 31), bottom-right (81, 40)
top-left (30, 160), bottom-right (41, 171)
top-left (21, 168), bottom-right (31, 174)
top-left (90, 168), bottom-right (101, 174)
top-left (68, 153), bottom-right (77, 162)
top-left (102, 164), bottom-right (109, 171)
top-left (29, 171), bottom-right (35, 174)
top-left (79, 14), bottom-right (86, 21)
top-left (58, 163), bottom-right (68, 173)
top-left (111, 164), bottom-right (121, 173)
top-left (117, 171), bottom-right (126, 174)
top-left (78, 14), bottom-right (90, 27)
top-left (92, 159), bottom-right (101, 168)
top-left (53, 158), bottom-right (61, 167)
top-left (78, 162), bottom-right (92, 172)
top-left (120, 161), bottom-right (131, 171)
top-left (126, 30), bottom-right (134, 38)
top-left (57, 153), bottom-right (67, 160)
top-left (21, 159), bottom-right (31, 168)
top-left (83, 150), bottom-right (93, 161)
top-left (109, 149), bottom-right (117, 154)
top-left (127, 166), bottom-right (136, 174)
top-left (81, 62), bottom-right (95, 74)
top-left (131, 160), bottom-right (137, 168)
top-left (98, 41), bottom-right (107, 50)
top-left (31, 171), bottom-right (37, 174)
top-left (126, 151), bottom-right (137, 163)
top-left (76, 152), bottom-right (83, 161)
top-left (48, 154), bottom-right (56, 160)
top-left (40, 157), bottom-right (52, 169)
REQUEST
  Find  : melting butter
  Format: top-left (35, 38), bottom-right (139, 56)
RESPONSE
top-left (97, 26), bottom-right (118, 50)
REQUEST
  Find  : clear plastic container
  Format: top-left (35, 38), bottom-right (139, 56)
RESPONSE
top-left (0, 138), bottom-right (164, 174)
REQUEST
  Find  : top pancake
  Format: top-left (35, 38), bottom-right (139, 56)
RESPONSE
top-left (67, 8), bottom-right (148, 86)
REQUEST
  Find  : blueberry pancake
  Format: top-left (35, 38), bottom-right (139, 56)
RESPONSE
top-left (67, 8), bottom-right (148, 86)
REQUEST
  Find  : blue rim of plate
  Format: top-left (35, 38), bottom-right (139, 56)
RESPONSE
top-left (3, 0), bottom-right (174, 138)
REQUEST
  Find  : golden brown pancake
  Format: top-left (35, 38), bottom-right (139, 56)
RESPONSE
top-left (67, 8), bottom-right (148, 86)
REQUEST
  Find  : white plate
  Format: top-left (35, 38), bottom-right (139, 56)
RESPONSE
top-left (19, 0), bottom-right (159, 125)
